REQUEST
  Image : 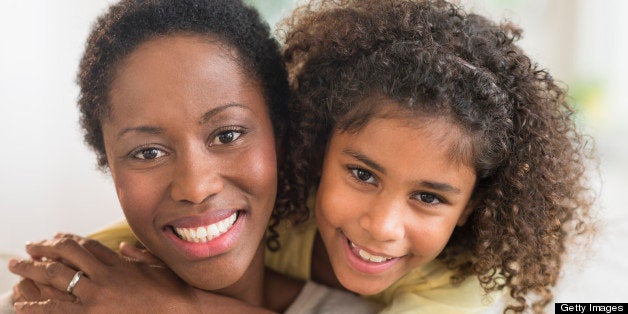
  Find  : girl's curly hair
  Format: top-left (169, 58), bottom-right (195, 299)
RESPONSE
top-left (77, 0), bottom-right (292, 250)
top-left (275, 0), bottom-right (596, 312)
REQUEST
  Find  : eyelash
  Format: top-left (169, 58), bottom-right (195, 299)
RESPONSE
top-left (347, 165), bottom-right (447, 206)
top-left (412, 192), bottom-right (446, 206)
top-left (129, 144), bottom-right (167, 161)
top-left (126, 126), bottom-right (246, 161)
top-left (209, 126), bottom-right (246, 146)
top-left (347, 165), bottom-right (378, 185)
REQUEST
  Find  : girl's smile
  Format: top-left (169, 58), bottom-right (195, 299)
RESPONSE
top-left (315, 109), bottom-right (477, 295)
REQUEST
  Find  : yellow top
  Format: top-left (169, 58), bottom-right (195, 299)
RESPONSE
top-left (91, 219), bottom-right (502, 313)
top-left (264, 217), bottom-right (502, 314)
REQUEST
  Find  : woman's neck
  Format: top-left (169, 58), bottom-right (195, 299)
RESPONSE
top-left (213, 244), bottom-right (267, 306)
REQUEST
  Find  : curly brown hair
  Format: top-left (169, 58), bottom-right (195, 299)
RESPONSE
top-left (77, 0), bottom-right (293, 250)
top-left (276, 0), bottom-right (596, 312)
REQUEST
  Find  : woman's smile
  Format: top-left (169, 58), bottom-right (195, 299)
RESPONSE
top-left (102, 34), bottom-right (278, 292)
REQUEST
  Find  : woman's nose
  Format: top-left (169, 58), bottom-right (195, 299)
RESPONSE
top-left (170, 152), bottom-right (224, 204)
top-left (358, 197), bottom-right (405, 242)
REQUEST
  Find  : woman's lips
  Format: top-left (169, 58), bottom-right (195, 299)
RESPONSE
top-left (173, 212), bottom-right (237, 243)
top-left (164, 210), bottom-right (245, 259)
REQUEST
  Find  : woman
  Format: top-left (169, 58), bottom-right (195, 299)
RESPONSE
top-left (4, 0), bottom-right (378, 313)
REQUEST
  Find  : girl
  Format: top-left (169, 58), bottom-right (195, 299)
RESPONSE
top-left (5, 0), bottom-right (378, 313)
top-left (11, 0), bottom-right (595, 313)
top-left (269, 0), bottom-right (595, 312)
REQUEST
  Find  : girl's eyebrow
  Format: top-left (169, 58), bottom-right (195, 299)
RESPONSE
top-left (342, 148), bottom-right (462, 194)
top-left (342, 148), bottom-right (386, 174)
top-left (198, 102), bottom-right (249, 125)
top-left (414, 180), bottom-right (461, 194)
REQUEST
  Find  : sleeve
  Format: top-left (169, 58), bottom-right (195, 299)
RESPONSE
top-left (284, 281), bottom-right (383, 314)
top-left (370, 261), bottom-right (505, 314)
top-left (378, 290), bottom-right (502, 314)
top-left (87, 219), bottom-right (139, 252)
top-left (0, 290), bottom-right (15, 314)
top-left (264, 218), bottom-right (317, 281)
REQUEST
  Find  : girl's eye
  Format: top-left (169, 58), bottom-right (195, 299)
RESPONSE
top-left (133, 148), bottom-right (166, 160)
top-left (210, 130), bottom-right (243, 146)
top-left (350, 168), bottom-right (377, 184)
top-left (414, 192), bottom-right (442, 205)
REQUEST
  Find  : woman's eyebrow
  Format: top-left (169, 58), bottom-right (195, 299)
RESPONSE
top-left (342, 148), bottom-right (386, 174)
top-left (117, 126), bottom-right (162, 140)
top-left (198, 102), bottom-right (250, 125)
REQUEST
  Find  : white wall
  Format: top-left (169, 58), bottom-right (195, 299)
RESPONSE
top-left (0, 1), bottom-right (122, 259)
top-left (1, 0), bottom-right (627, 303)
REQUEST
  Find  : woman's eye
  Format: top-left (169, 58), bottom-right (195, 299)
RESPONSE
top-left (133, 148), bottom-right (165, 160)
top-left (415, 192), bottom-right (442, 205)
top-left (351, 168), bottom-right (377, 184)
top-left (211, 130), bottom-right (242, 145)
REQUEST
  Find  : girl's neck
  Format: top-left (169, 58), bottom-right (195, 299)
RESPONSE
top-left (311, 231), bottom-right (344, 290)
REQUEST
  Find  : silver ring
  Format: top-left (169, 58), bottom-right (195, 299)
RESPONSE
top-left (66, 270), bottom-right (84, 294)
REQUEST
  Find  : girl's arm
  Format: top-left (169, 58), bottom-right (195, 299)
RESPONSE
top-left (8, 234), bottom-right (275, 314)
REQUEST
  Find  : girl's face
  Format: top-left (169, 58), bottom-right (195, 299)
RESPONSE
top-left (102, 35), bottom-right (277, 293)
top-left (315, 112), bottom-right (477, 295)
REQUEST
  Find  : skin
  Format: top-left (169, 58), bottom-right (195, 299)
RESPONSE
top-left (9, 34), bottom-right (300, 312)
top-left (313, 108), bottom-right (477, 295)
top-left (103, 35), bottom-right (277, 300)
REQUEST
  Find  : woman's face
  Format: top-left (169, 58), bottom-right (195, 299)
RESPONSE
top-left (101, 35), bottom-right (277, 293)
top-left (315, 111), bottom-right (477, 295)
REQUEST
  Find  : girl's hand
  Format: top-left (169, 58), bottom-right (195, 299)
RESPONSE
top-left (118, 241), bottom-right (164, 266)
top-left (8, 233), bottom-right (200, 313)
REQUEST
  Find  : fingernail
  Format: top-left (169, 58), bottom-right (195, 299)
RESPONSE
top-left (8, 258), bottom-right (17, 268)
top-left (25, 241), bottom-right (32, 247)
top-left (14, 302), bottom-right (25, 310)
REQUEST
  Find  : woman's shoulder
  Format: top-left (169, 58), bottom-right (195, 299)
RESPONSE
top-left (88, 219), bottom-right (138, 252)
top-left (264, 214), bottom-right (318, 281)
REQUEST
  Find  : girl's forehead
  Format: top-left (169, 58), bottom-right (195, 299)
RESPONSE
top-left (338, 112), bottom-right (475, 169)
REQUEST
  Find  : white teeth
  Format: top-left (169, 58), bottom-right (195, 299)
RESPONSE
top-left (196, 227), bottom-right (207, 238)
top-left (351, 241), bottom-right (392, 263)
top-left (174, 212), bottom-right (238, 243)
top-left (207, 224), bottom-right (219, 239)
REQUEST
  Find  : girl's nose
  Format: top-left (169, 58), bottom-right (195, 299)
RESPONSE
top-left (358, 197), bottom-right (405, 242)
top-left (170, 152), bottom-right (224, 204)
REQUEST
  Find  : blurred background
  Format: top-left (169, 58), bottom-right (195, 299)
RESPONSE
top-left (1, 0), bottom-right (626, 309)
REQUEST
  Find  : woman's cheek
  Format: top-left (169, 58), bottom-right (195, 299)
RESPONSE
top-left (114, 172), bottom-right (160, 217)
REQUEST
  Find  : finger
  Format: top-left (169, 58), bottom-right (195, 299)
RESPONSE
top-left (119, 242), bottom-right (164, 266)
top-left (37, 283), bottom-right (76, 302)
top-left (81, 237), bottom-right (122, 266)
top-left (14, 299), bottom-right (82, 314)
top-left (25, 237), bottom-right (103, 274)
top-left (52, 233), bottom-right (120, 266)
top-left (9, 259), bottom-right (90, 298)
top-left (14, 278), bottom-right (75, 303)
top-left (13, 278), bottom-right (40, 303)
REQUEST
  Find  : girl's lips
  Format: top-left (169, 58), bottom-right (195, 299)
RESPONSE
top-left (340, 232), bottom-right (402, 274)
top-left (164, 210), bottom-right (245, 260)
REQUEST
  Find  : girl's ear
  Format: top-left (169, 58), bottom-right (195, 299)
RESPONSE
top-left (456, 201), bottom-right (475, 227)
